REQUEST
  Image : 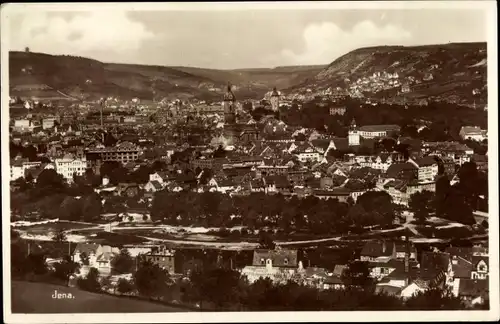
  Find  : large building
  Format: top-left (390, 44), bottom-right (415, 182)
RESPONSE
top-left (85, 141), bottom-right (140, 165)
top-left (143, 246), bottom-right (176, 274)
top-left (54, 155), bottom-right (88, 182)
top-left (241, 249), bottom-right (302, 284)
top-left (358, 125), bottom-right (401, 139)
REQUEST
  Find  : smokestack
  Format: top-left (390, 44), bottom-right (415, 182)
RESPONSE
top-left (404, 236), bottom-right (410, 274)
top-left (100, 100), bottom-right (104, 129)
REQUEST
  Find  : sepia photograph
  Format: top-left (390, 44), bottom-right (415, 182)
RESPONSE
top-left (1, 1), bottom-right (498, 323)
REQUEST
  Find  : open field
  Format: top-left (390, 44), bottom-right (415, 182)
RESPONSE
top-left (11, 281), bottom-right (189, 313)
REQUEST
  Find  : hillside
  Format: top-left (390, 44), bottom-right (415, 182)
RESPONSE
top-left (289, 42), bottom-right (487, 105)
top-left (9, 51), bottom-right (322, 102)
top-left (11, 281), bottom-right (188, 313)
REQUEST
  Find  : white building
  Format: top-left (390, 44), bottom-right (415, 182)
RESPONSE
top-left (10, 160), bottom-right (43, 181)
top-left (459, 126), bottom-right (486, 142)
top-left (409, 157), bottom-right (439, 182)
top-left (55, 155), bottom-right (88, 182)
top-left (348, 119), bottom-right (360, 146)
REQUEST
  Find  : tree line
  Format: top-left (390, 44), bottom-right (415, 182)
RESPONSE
top-left (151, 190), bottom-right (398, 235)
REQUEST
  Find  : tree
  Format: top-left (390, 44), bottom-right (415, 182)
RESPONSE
top-left (405, 286), bottom-right (464, 310)
top-left (53, 256), bottom-right (80, 284)
top-left (57, 196), bottom-right (83, 221)
top-left (117, 278), bottom-right (135, 294)
top-left (77, 267), bottom-right (101, 293)
top-left (111, 249), bottom-right (135, 274)
top-left (435, 175), bottom-right (451, 218)
top-left (52, 229), bottom-right (67, 242)
top-left (80, 252), bottom-right (90, 266)
top-left (356, 191), bottom-right (395, 226)
top-left (258, 232), bottom-right (276, 249)
top-left (35, 169), bottom-right (65, 195)
top-left (81, 193), bottom-right (102, 222)
top-left (342, 261), bottom-right (374, 289)
top-left (190, 268), bottom-right (247, 310)
top-left (133, 260), bottom-right (170, 298)
top-left (409, 190), bottom-right (435, 224)
top-left (27, 252), bottom-right (48, 275)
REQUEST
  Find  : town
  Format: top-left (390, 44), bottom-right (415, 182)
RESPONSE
top-left (9, 73), bottom-right (490, 312)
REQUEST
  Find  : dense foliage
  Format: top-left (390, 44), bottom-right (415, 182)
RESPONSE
top-left (151, 191), bottom-right (398, 234)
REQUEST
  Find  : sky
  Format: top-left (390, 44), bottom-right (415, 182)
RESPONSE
top-left (7, 6), bottom-right (488, 69)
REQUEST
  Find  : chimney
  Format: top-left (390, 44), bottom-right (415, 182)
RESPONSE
top-left (404, 236), bottom-right (410, 274)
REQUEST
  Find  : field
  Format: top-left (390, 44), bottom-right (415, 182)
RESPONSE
top-left (11, 281), bottom-right (188, 313)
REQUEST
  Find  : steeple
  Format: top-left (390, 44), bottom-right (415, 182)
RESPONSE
top-left (223, 82), bottom-right (236, 124)
top-left (270, 87), bottom-right (280, 113)
top-left (350, 118), bottom-right (357, 129)
top-left (224, 82), bottom-right (236, 102)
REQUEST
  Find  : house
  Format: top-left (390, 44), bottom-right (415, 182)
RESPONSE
top-left (144, 180), bottom-right (163, 192)
top-left (241, 249), bottom-right (302, 284)
top-left (385, 162), bottom-right (418, 181)
top-left (329, 106), bottom-right (347, 116)
top-left (94, 246), bottom-right (120, 276)
top-left (264, 175), bottom-right (292, 194)
top-left (406, 181), bottom-right (436, 197)
top-left (409, 156), bottom-right (439, 182)
top-left (355, 154), bottom-right (395, 172)
top-left (383, 180), bottom-right (409, 206)
top-left (73, 243), bottom-right (102, 265)
top-left (457, 279), bottom-right (489, 307)
top-left (360, 241), bottom-right (396, 262)
top-left (72, 244), bottom-right (119, 276)
top-left (119, 211), bottom-right (151, 223)
top-left (358, 125), bottom-right (401, 139)
top-left (395, 242), bottom-right (417, 260)
top-left (323, 275), bottom-right (346, 290)
top-left (148, 172), bottom-right (167, 184)
top-left (459, 126), bottom-right (485, 142)
top-left (313, 188), bottom-right (352, 203)
top-left (296, 267), bottom-right (330, 289)
top-left (117, 183), bottom-right (140, 197)
top-left (216, 178), bottom-right (238, 193)
top-left (470, 256), bottom-right (489, 280)
top-left (143, 246), bottom-right (176, 274)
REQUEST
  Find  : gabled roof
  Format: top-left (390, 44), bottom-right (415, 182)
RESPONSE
top-left (415, 156), bottom-right (438, 167)
top-left (360, 240), bottom-right (395, 257)
top-left (252, 249), bottom-right (298, 268)
top-left (472, 255), bottom-right (489, 268)
top-left (420, 251), bottom-right (450, 272)
top-left (264, 175), bottom-right (291, 188)
top-left (147, 180), bottom-right (162, 190)
top-left (359, 125), bottom-right (401, 133)
top-left (74, 243), bottom-right (101, 255)
top-left (452, 256), bottom-right (473, 279)
top-left (460, 126), bottom-right (483, 135)
top-left (445, 247), bottom-right (473, 262)
top-left (458, 279), bottom-right (489, 297)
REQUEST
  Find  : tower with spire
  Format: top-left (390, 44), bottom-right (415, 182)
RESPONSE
top-left (348, 118), bottom-right (360, 146)
top-left (270, 87), bottom-right (280, 112)
top-left (223, 82), bottom-right (236, 124)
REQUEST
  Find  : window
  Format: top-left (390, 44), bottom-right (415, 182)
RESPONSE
top-left (284, 258), bottom-right (288, 265)
top-left (260, 258), bottom-right (265, 265)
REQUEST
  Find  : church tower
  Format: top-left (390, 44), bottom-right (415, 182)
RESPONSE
top-left (348, 118), bottom-right (360, 146)
top-left (223, 83), bottom-right (236, 124)
top-left (270, 87), bottom-right (280, 112)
